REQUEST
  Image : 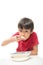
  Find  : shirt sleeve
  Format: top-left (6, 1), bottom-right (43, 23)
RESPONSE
top-left (12, 32), bottom-right (19, 37)
top-left (32, 32), bottom-right (39, 46)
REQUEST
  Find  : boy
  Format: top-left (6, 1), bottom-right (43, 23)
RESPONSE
top-left (1, 17), bottom-right (39, 55)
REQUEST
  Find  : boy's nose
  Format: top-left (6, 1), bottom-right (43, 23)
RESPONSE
top-left (22, 33), bottom-right (25, 36)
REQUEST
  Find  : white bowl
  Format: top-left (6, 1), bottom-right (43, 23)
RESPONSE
top-left (10, 51), bottom-right (31, 62)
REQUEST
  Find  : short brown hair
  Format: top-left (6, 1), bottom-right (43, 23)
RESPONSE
top-left (18, 17), bottom-right (34, 32)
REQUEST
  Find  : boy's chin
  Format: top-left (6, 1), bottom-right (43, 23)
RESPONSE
top-left (24, 37), bottom-right (29, 40)
top-left (22, 38), bottom-right (28, 41)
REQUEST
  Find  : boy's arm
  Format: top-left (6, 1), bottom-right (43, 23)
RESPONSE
top-left (30, 45), bottom-right (38, 55)
top-left (1, 35), bottom-right (23, 46)
top-left (1, 37), bottom-right (16, 46)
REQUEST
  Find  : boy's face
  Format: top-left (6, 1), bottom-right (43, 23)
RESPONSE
top-left (18, 28), bottom-right (32, 40)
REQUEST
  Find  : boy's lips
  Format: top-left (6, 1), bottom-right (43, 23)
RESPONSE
top-left (21, 36), bottom-right (26, 40)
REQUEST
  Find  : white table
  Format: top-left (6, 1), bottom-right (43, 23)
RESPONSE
top-left (0, 56), bottom-right (43, 65)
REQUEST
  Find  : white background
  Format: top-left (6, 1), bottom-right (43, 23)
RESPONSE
top-left (0, 0), bottom-right (43, 59)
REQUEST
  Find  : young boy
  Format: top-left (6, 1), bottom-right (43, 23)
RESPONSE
top-left (1, 17), bottom-right (39, 55)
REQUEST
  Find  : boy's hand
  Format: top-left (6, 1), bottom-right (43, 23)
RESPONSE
top-left (14, 35), bottom-right (25, 41)
top-left (14, 35), bottom-right (22, 42)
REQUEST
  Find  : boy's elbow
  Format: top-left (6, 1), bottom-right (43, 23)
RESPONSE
top-left (1, 41), bottom-right (6, 46)
top-left (1, 40), bottom-right (8, 46)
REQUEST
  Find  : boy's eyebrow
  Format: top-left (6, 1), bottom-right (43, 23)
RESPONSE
top-left (19, 29), bottom-right (29, 32)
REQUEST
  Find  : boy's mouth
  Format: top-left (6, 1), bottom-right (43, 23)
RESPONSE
top-left (21, 36), bottom-right (26, 40)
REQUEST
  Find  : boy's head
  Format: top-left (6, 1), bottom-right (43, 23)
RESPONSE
top-left (18, 17), bottom-right (34, 40)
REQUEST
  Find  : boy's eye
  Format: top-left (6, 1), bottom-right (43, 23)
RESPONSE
top-left (25, 31), bottom-right (28, 32)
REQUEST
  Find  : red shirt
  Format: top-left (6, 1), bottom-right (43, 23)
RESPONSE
top-left (12, 32), bottom-right (39, 52)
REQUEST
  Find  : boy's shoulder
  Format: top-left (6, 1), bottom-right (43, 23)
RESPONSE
top-left (30, 32), bottom-right (38, 38)
top-left (32, 32), bottom-right (37, 35)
